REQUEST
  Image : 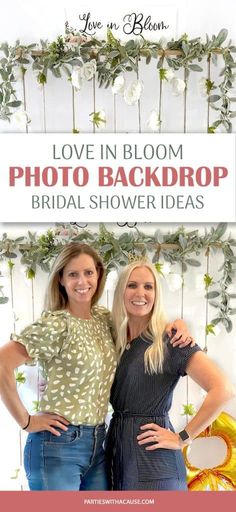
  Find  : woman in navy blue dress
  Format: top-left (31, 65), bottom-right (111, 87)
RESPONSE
top-left (106, 260), bottom-right (235, 490)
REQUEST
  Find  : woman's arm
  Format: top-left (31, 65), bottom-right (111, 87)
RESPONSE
top-left (178, 350), bottom-right (235, 443)
top-left (137, 351), bottom-right (235, 450)
top-left (165, 318), bottom-right (195, 347)
top-left (0, 341), bottom-right (69, 435)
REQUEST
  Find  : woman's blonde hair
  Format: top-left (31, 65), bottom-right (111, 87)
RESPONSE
top-left (112, 260), bottom-right (167, 374)
top-left (45, 243), bottom-right (106, 311)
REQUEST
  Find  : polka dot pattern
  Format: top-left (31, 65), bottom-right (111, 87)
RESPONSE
top-left (12, 306), bottom-right (117, 425)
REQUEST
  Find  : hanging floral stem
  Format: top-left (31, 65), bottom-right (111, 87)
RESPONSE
top-left (22, 71), bottom-right (28, 134)
top-left (113, 94), bottom-right (117, 133)
top-left (207, 55), bottom-right (211, 132)
top-left (183, 68), bottom-right (188, 133)
top-left (93, 75), bottom-right (96, 133)
top-left (204, 247), bottom-right (210, 353)
top-left (158, 76), bottom-right (163, 133)
top-left (31, 278), bottom-right (35, 322)
top-left (42, 83), bottom-right (47, 133)
top-left (9, 262), bottom-right (16, 332)
top-left (136, 58), bottom-right (141, 133)
top-left (72, 84), bottom-right (76, 132)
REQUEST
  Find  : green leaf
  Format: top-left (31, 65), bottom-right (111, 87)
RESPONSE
top-left (215, 28), bottom-right (228, 46)
top-left (7, 100), bottom-right (22, 107)
top-left (208, 95), bottom-right (221, 103)
top-left (204, 273), bottom-right (214, 288)
top-left (215, 223), bottom-right (227, 239)
top-left (188, 64), bottom-right (203, 72)
top-left (0, 297), bottom-right (9, 304)
top-left (206, 291), bottom-right (220, 299)
top-left (206, 323), bottom-right (216, 335)
top-left (181, 403), bottom-right (196, 416)
top-left (185, 259), bottom-right (201, 267)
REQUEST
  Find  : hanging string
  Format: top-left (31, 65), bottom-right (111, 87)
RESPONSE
top-left (207, 55), bottom-right (211, 132)
top-left (183, 67), bottom-right (188, 133)
top-left (22, 71), bottom-right (28, 134)
top-left (158, 75), bottom-right (163, 133)
top-left (42, 83), bottom-right (47, 133)
top-left (204, 247), bottom-right (210, 353)
top-left (93, 75), bottom-right (96, 133)
top-left (136, 58), bottom-right (141, 133)
top-left (180, 261), bottom-right (189, 425)
top-left (72, 84), bottom-right (76, 132)
top-left (113, 94), bottom-right (117, 133)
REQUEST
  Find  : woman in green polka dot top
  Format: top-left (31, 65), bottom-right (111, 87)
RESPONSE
top-left (0, 242), bottom-right (193, 490)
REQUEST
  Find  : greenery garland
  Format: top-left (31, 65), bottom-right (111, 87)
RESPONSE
top-left (0, 28), bottom-right (236, 131)
top-left (0, 223), bottom-right (235, 332)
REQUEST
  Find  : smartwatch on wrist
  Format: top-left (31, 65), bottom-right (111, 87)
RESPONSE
top-left (178, 429), bottom-right (191, 444)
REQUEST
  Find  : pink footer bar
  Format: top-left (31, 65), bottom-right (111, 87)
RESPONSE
top-left (0, 491), bottom-right (235, 512)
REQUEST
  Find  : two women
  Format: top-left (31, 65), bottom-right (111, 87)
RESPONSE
top-left (0, 243), bottom-right (234, 490)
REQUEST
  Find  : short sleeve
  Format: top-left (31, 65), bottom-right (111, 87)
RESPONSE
top-left (165, 338), bottom-right (202, 376)
top-left (11, 311), bottom-right (68, 363)
top-left (92, 305), bottom-right (115, 341)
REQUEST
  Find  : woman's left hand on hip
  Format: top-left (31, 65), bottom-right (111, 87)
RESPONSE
top-left (137, 423), bottom-right (181, 450)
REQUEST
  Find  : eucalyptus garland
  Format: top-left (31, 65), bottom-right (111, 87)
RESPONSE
top-left (0, 223), bottom-right (235, 332)
top-left (0, 27), bottom-right (236, 131)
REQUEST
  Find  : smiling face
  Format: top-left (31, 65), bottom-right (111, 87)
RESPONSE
top-left (124, 266), bottom-right (156, 321)
top-left (60, 253), bottom-right (99, 314)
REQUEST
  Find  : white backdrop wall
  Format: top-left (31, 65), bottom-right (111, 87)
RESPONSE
top-left (0, 0), bottom-right (236, 491)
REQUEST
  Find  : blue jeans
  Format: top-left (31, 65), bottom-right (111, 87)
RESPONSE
top-left (24, 424), bottom-right (109, 490)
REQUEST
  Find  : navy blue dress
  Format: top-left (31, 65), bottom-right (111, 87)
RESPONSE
top-left (106, 334), bottom-right (201, 490)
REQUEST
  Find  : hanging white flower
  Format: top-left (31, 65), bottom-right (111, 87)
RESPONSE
top-left (105, 270), bottom-right (119, 290)
top-left (14, 66), bottom-right (24, 81)
top-left (147, 109), bottom-right (161, 131)
top-left (199, 77), bottom-right (208, 97)
top-left (112, 75), bottom-right (125, 95)
top-left (166, 273), bottom-right (183, 291)
top-left (159, 36), bottom-right (168, 49)
top-left (71, 66), bottom-right (83, 90)
top-left (164, 68), bottom-right (175, 81)
top-left (161, 262), bottom-right (172, 276)
top-left (124, 80), bottom-right (143, 105)
top-left (195, 273), bottom-right (206, 291)
top-left (13, 109), bottom-right (31, 127)
top-left (171, 77), bottom-right (186, 96)
top-left (83, 59), bottom-right (96, 81)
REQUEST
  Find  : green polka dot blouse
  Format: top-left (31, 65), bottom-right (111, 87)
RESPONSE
top-left (12, 306), bottom-right (117, 425)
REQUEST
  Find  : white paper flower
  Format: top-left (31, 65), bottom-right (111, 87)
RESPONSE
top-left (195, 273), bottom-right (206, 291)
top-left (165, 69), bottom-right (175, 81)
top-left (171, 77), bottom-right (186, 96)
top-left (147, 109), bottom-right (161, 131)
top-left (13, 109), bottom-right (31, 126)
top-left (14, 66), bottom-right (24, 81)
top-left (161, 262), bottom-right (172, 276)
top-left (166, 273), bottom-right (183, 291)
top-left (112, 75), bottom-right (125, 95)
top-left (71, 66), bottom-right (83, 90)
top-left (83, 59), bottom-right (96, 81)
top-left (159, 36), bottom-right (168, 49)
top-left (124, 80), bottom-right (143, 105)
top-left (199, 77), bottom-right (208, 97)
top-left (105, 270), bottom-right (118, 290)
